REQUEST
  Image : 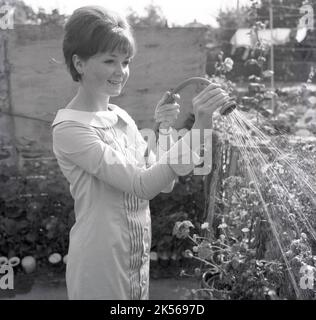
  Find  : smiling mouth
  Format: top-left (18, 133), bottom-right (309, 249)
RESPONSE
top-left (108, 80), bottom-right (122, 85)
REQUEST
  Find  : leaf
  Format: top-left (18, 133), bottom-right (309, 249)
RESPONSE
top-left (6, 207), bottom-right (24, 218)
top-left (46, 230), bottom-right (56, 240)
top-left (262, 70), bottom-right (274, 78)
top-left (201, 222), bottom-right (210, 230)
top-left (26, 233), bottom-right (38, 243)
top-left (264, 91), bottom-right (277, 99)
top-left (15, 220), bottom-right (29, 232)
top-left (261, 163), bottom-right (270, 174)
top-left (3, 218), bottom-right (17, 235)
top-left (26, 211), bottom-right (37, 222)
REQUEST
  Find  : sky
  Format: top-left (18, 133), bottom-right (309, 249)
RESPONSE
top-left (22, 0), bottom-right (252, 27)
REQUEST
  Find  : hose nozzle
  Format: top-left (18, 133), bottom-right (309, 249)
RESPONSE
top-left (164, 77), bottom-right (237, 117)
top-left (219, 100), bottom-right (237, 116)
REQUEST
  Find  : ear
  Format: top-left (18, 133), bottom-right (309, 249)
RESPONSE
top-left (72, 54), bottom-right (84, 76)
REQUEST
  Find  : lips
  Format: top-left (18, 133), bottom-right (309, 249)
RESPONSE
top-left (108, 80), bottom-right (122, 85)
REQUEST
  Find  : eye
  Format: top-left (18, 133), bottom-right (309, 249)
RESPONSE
top-left (103, 59), bottom-right (115, 64)
top-left (123, 60), bottom-right (131, 66)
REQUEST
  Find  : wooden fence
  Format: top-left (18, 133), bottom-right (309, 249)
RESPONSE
top-left (203, 136), bottom-right (250, 233)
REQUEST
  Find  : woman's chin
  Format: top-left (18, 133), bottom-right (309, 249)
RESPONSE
top-left (109, 90), bottom-right (122, 97)
top-left (105, 85), bottom-right (123, 97)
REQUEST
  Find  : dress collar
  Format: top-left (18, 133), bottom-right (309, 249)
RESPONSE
top-left (51, 104), bottom-right (133, 129)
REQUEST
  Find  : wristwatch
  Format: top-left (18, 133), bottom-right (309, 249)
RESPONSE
top-left (158, 127), bottom-right (173, 135)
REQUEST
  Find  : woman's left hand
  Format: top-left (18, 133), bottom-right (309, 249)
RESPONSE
top-left (154, 91), bottom-right (180, 129)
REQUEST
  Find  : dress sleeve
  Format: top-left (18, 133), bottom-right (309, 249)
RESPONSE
top-left (53, 122), bottom-right (202, 200)
top-left (146, 129), bottom-right (177, 193)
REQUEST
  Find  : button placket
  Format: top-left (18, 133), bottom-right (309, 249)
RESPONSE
top-left (140, 226), bottom-right (150, 292)
top-left (143, 227), bottom-right (150, 260)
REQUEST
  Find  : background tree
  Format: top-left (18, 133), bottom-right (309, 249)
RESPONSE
top-left (36, 7), bottom-right (65, 26)
top-left (0, 0), bottom-right (37, 24)
top-left (127, 4), bottom-right (167, 27)
top-left (0, 0), bottom-right (65, 25)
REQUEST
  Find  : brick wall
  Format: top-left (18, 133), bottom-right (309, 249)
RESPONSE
top-left (5, 25), bottom-right (207, 154)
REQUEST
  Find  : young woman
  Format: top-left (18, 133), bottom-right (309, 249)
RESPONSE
top-left (51, 6), bottom-right (230, 300)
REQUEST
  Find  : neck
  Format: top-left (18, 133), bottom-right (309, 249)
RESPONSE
top-left (73, 84), bottom-right (110, 112)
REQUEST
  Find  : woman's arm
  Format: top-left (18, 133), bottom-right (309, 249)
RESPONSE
top-left (53, 122), bottom-right (201, 201)
top-left (148, 128), bottom-right (177, 193)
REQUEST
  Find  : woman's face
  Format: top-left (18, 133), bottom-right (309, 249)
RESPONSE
top-left (79, 51), bottom-right (131, 97)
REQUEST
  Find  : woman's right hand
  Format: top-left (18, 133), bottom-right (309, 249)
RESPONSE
top-left (192, 83), bottom-right (230, 129)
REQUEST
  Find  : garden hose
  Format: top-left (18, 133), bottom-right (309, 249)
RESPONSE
top-left (160, 76), bottom-right (237, 130)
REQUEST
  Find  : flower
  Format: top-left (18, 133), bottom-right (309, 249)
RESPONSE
top-left (184, 249), bottom-right (193, 258)
top-left (245, 59), bottom-right (259, 67)
top-left (201, 222), bottom-right (210, 230)
top-left (231, 257), bottom-right (241, 270)
top-left (48, 253), bottom-right (62, 264)
top-left (194, 267), bottom-right (202, 276)
top-left (264, 90), bottom-right (277, 99)
top-left (257, 56), bottom-right (266, 64)
top-left (197, 240), bottom-right (214, 260)
top-left (262, 70), bottom-right (274, 78)
top-left (300, 233), bottom-right (307, 241)
top-left (172, 220), bottom-right (194, 239)
top-left (179, 269), bottom-right (186, 277)
top-left (223, 57), bottom-right (234, 72)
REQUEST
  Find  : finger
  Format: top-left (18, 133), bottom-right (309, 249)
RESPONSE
top-left (198, 94), bottom-right (229, 113)
top-left (195, 87), bottom-right (227, 103)
top-left (201, 95), bottom-right (230, 112)
top-left (194, 93), bottom-right (228, 111)
top-left (156, 104), bottom-right (180, 113)
top-left (156, 111), bottom-right (179, 119)
top-left (155, 106), bottom-right (180, 119)
top-left (162, 91), bottom-right (171, 100)
top-left (156, 116), bottom-right (179, 124)
top-left (156, 110), bottom-right (180, 122)
top-left (162, 91), bottom-right (179, 105)
top-left (157, 116), bottom-right (177, 125)
top-left (171, 93), bottom-right (180, 101)
top-left (195, 83), bottom-right (222, 99)
top-left (156, 107), bottom-right (180, 116)
top-left (158, 91), bottom-right (173, 106)
top-left (194, 88), bottom-right (227, 105)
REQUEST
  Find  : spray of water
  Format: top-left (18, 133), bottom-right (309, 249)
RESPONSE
top-left (219, 109), bottom-right (316, 299)
top-left (232, 111), bottom-right (316, 242)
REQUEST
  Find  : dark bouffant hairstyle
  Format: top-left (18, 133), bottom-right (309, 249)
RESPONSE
top-left (63, 6), bottom-right (136, 82)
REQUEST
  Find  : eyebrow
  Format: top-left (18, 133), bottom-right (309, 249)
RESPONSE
top-left (102, 53), bottom-right (132, 60)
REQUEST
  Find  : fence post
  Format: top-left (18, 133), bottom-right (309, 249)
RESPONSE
top-left (0, 31), bottom-right (17, 167)
top-left (228, 145), bottom-right (239, 177)
top-left (203, 131), bottom-right (223, 236)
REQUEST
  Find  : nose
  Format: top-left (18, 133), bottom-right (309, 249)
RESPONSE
top-left (114, 62), bottom-right (125, 76)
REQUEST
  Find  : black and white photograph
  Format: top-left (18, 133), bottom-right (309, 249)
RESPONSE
top-left (0, 0), bottom-right (316, 303)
